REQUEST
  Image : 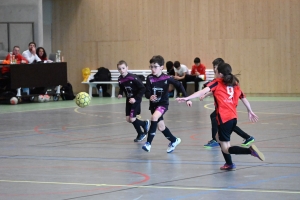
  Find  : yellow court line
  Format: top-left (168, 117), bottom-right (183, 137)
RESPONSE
top-left (0, 180), bottom-right (299, 194)
top-left (204, 103), bottom-right (300, 116)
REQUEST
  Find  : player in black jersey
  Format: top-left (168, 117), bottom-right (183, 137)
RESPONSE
top-left (142, 55), bottom-right (192, 153)
top-left (117, 60), bottom-right (150, 142)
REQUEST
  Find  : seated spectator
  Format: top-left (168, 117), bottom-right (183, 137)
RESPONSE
top-left (190, 57), bottom-right (206, 92)
top-left (166, 61), bottom-right (175, 97)
top-left (2, 46), bottom-right (28, 77)
top-left (166, 61), bottom-right (175, 76)
top-left (36, 47), bottom-right (53, 63)
top-left (173, 61), bottom-right (190, 94)
top-left (22, 42), bottom-right (41, 64)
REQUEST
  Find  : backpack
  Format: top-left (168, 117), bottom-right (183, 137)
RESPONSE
top-left (135, 74), bottom-right (145, 82)
top-left (61, 82), bottom-right (75, 100)
top-left (90, 67), bottom-right (111, 82)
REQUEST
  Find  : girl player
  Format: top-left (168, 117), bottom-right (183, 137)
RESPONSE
top-left (177, 63), bottom-right (264, 170)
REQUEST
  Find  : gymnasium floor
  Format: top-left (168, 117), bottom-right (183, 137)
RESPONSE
top-left (0, 96), bottom-right (300, 200)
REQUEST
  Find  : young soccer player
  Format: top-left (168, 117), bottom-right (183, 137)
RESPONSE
top-left (142, 55), bottom-right (191, 153)
top-left (177, 62), bottom-right (264, 170)
top-left (117, 60), bottom-right (150, 142)
top-left (202, 58), bottom-right (255, 148)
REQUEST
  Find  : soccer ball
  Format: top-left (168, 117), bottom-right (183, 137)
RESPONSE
top-left (38, 95), bottom-right (44, 103)
top-left (10, 97), bottom-right (18, 105)
top-left (75, 92), bottom-right (91, 108)
top-left (44, 94), bottom-right (50, 102)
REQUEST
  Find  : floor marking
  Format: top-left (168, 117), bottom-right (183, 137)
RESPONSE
top-left (0, 180), bottom-right (299, 194)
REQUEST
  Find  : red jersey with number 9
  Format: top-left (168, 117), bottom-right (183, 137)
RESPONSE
top-left (207, 78), bottom-right (245, 124)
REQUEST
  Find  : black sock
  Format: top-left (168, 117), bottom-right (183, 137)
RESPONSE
top-left (132, 120), bottom-right (143, 136)
top-left (210, 111), bottom-right (218, 141)
top-left (161, 127), bottom-right (176, 143)
top-left (218, 143), bottom-right (233, 165)
top-left (222, 151), bottom-right (233, 165)
top-left (233, 126), bottom-right (251, 139)
top-left (228, 146), bottom-right (251, 154)
top-left (147, 121), bottom-right (158, 144)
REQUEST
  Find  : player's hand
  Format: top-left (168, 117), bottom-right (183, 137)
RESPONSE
top-left (117, 94), bottom-right (122, 99)
top-left (199, 96), bottom-right (205, 101)
top-left (195, 72), bottom-right (200, 76)
top-left (248, 111), bottom-right (259, 123)
top-left (186, 100), bottom-right (192, 107)
top-left (129, 98), bottom-right (136, 104)
top-left (150, 95), bottom-right (157, 102)
top-left (31, 46), bottom-right (36, 55)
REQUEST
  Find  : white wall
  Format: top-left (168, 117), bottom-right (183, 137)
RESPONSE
top-left (0, 0), bottom-right (45, 53)
top-left (42, 0), bottom-right (52, 55)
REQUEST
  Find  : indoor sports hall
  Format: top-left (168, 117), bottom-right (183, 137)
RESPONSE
top-left (0, 97), bottom-right (299, 200)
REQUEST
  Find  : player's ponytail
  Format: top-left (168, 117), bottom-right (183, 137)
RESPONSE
top-left (217, 63), bottom-right (239, 86)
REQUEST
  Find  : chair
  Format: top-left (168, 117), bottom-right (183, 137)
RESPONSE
top-left (49, 53), bottom-right (56, 62)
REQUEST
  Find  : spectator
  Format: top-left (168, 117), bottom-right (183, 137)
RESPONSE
top-left (36, 47), bottom-right (53, 63)
top-left (190, 57), bottom-right (206, 92)
top-left (2, 46), bottom-right (28, 77)
top-left (173, 61), bottom-right (190, 95)
top-left (22, 42), bottom-right (41, 64)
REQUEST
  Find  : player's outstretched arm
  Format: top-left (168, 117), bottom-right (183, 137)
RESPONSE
top-left (176, 87), bottom-right (210, 103)
top-left (241, 97), bottom-right (258, 123)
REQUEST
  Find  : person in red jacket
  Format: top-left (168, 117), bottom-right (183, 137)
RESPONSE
top-left (2, 46), bottom-right (28, 76)
top-left (190, 57), bottom-right (206, 92)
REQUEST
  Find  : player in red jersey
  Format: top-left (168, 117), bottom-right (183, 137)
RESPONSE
top-left (176, 63), bottom-right (265, 170)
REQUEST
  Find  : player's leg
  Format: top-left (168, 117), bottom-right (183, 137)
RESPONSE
top-left (233, 126), bottom-right (255, 146)
top-left (142, 106), bottom-right (164, 152)
top-left (126, 103), bottom-right (146, 142)
top-left (204, 110), bottom-right (219, 148)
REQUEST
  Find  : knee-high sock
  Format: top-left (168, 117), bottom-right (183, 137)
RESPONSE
top-left (210, 111), bottom-right (218, 141)
top-left (161, 127), bottom-right (176, 143)
top-left (219, 144), bottom-right (233, 165)
top-left (233, 126), bottom-right (251, 139)
top-left (132, 119), bottom-right (144, 136)
top-left (228, 146), bottom-right (251, 154)
top-left (147, 121), bottom-right (158, 144)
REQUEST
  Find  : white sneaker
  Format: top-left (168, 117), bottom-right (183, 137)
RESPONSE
top-left (167, 138), bottom-right (181, 153)
top-left (142, 142), bottom-right (151, 152)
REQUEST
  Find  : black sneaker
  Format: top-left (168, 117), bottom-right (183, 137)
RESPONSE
top-left (241, 136), bottom-right (255, 146)
top-left (134, 134), bottom-right (146, 142)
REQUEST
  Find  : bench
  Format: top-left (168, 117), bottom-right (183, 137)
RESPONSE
top-left (82, 69), bottom-right (214, 98)
top-left (82, 70), bottom-right (166, 98)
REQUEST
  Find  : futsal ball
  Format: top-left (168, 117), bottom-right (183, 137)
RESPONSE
top-left (38, 95), bottom-right (45, 103)
top-left (44, 94), bottom-right (50, 102)
top-left (10, 97), bottom-right (18, 105)
top-left (75, 92), bottom-right (91, 108)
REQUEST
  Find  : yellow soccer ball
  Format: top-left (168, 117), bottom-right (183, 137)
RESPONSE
top-left (75, 92), bottom-right (91, 108)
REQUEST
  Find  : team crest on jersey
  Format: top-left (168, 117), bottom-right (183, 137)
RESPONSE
top-left (164, 80), bottom-right (167, 84)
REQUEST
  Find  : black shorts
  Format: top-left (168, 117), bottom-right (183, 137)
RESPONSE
top-left (150, 105), bottom-right (168, 122)
top-left (125, 101), bottom-right (141, 118)
top-left (218, 118), bottom-right (237, 142)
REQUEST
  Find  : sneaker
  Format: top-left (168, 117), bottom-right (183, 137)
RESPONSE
top-left (142, 142), bottom-right (151, 152)
top-left (143, 120), bottom-right (150, 134)
top-left (167, 138), bottom-right (181, 153)
top-left (134, 134), bottom-right (146, 142)
top-left (249, 145), bottom-right (265, 161)
top-left (220, 163), bottom-right (236, 170)
top-left (204, 139), bottom-right (219, 148)
top-left (241, 136), bottom-right (255, 146)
